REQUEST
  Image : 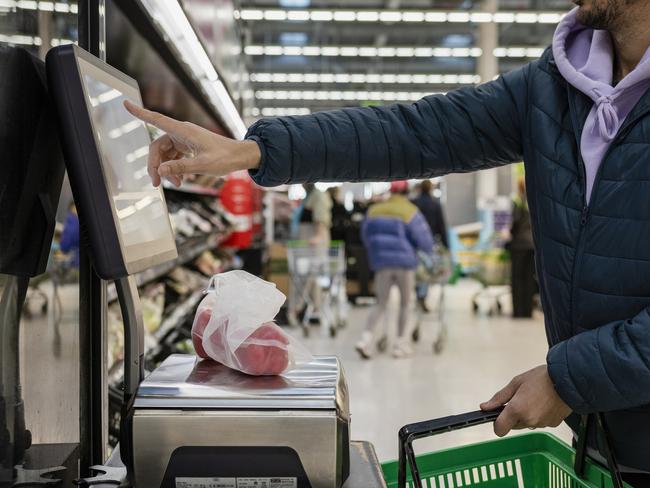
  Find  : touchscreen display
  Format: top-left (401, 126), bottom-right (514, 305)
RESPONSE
top-left (77, 57), bottom-right (176, 266)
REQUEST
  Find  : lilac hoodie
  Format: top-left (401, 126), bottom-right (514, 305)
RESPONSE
top-left (552, 8), bottom-right (650, 203)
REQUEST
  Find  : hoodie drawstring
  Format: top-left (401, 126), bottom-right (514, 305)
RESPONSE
top-left (594, 94), bottom-right (620, 141)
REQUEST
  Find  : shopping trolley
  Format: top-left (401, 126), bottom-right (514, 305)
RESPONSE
top-left (413, 244), bottom-right (453, 354)
top-left (286, 240), bottom-right (348, 337)
top-left (470, 248), bottom-right (511, 316)
top-left (376, 244), bottom-right (452, 355)
top-left (382, 408), bottom-right (627, 488)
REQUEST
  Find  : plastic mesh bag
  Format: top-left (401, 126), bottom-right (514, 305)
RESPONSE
top-left (191, 270), bottom-right (312, 375)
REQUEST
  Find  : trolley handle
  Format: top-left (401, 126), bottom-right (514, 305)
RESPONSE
top-left (397, 407), bottom-right (505, 488)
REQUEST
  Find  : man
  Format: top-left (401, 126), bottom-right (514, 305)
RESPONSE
top-left (126, 0), bottom-right (650, 481)
top-left (411, 179), bottom-right (449, 312)
top-left (508, 178), bottom-right (537, 318)
top-left (288, 183), bottom-right (332, 326)
top-left (356, 181), bottom-right (434, 359)
top-left (295, 183), bottom-right (332, 246)
top-left (327, 186), bottom-right (350, 242)
top-left (59, 202), bottom-right (80, 268)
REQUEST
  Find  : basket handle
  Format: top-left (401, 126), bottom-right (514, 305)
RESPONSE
top-left (397, 407), bottom-right (505, 488)
top-left (574, 413), bottom-right (624, 488)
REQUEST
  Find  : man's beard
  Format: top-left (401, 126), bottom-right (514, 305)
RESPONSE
top-left (576, 0), bottom-right (622, 29)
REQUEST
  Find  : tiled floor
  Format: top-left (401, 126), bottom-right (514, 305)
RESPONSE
top-left (300, 279), bottom-right (572, 462)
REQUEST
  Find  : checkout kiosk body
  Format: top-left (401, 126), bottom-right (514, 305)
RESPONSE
top-left (46, 45), bottom-right (357, 488)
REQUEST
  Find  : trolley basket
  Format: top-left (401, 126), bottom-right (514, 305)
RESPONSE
top-left (382, 408), bottom-right (628, 488)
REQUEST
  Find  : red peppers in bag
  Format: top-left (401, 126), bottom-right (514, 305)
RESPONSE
top-left (190, 271), bottom-right (311, 376)
top-left (192, 308), bottom-right (290, 375)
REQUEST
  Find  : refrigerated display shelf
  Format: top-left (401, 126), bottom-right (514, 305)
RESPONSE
top-left (162, 180), bottom-right (221, 196)
top-left (107, 232), bottom-right (226, 302)
top-left (151, 288), bottom-right (204, 342)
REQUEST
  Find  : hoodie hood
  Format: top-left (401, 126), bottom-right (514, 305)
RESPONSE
top-left (552, 8), bottom-right (650, 202)
top-left (553, 8), bottom-right (650, 140)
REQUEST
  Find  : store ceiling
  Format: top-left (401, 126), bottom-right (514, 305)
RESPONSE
top-left (238, 0), bottom-right (571, 116)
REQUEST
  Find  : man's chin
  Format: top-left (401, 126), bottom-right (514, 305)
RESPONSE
top-left (575, 6), bottom-right (594, 26)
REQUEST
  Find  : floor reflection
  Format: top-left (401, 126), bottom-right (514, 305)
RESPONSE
top-left (19, 279), bottom-right (80, 445)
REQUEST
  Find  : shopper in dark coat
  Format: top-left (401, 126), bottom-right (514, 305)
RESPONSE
top-left (508, 178), bottom-right (536, 318)
top-left (327, 186), bottom-right (350, 242)
top-left (412, 180), bottom-right (449, 312)
top-left (126, 1), bottom-right (650, 477)
top-left (411, 180), bottom-right (448, 249)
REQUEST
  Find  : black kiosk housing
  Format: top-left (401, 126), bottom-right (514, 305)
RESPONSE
top-left (46, 44), bottom-right (178, 476)
top-left (0, 45), bottom-right (71, 485)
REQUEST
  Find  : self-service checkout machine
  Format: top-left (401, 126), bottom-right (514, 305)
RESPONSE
top-left (46, 45), bottom-right (385, 488)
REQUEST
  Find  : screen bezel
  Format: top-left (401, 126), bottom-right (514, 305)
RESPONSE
top-left (71, 46), bottom-right (178, 276)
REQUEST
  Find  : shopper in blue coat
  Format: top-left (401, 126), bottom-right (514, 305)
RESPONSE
top-left (126, 0), bottom-right (650, 480)
top-left (357, 181), bottom-right (434, 359)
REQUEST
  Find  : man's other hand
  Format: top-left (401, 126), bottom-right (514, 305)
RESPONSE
top-left (480, 365), bottom-right (572, 437)
top-left (124, 100), bottom-right (261, 187)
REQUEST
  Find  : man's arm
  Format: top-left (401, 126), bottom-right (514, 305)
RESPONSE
top-left (547, 308), bottom-right (650, 413)
top-left (246, 65), bottom-right (533, 187)
top-left (124, 60), bottom-right (534, 187)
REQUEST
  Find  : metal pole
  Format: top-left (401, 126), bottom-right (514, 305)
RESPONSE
top-left (475, 0), bottom-right (503, 207)
top-left (78, 0), bottom-right (108, 472)
top-left (37, 10), bottom-right (53, 61)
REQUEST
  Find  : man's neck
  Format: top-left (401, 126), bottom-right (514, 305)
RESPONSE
top-left (609, 12), bottom-right (650, 81)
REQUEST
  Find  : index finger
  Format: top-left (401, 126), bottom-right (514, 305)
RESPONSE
top-left (147, 134), bottom-right (173, 187)
top-left (123, 100), bottom-right (188, 137)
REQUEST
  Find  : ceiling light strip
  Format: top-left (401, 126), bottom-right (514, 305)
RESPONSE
top-left (244, 45), bottom-right (543, 58)
top-left (255, 90), bottom-right (446, 102)
top-left (0, 0), bottom-right (78, 13)
top-left (249, 72), bottom-right (481, 84)
top-left (0, 33), bottom-right (74, 46)
top-left (253, 107), bottom-right (312, 117)
top-left (238, 9), bottom-right (566, 25)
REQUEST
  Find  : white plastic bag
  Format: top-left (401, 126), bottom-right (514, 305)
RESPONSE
top-left (191, 270), bottom-right (312, 376)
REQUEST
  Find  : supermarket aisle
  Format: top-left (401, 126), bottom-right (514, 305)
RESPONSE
top-left (301, 279), bottom-right (572, 462)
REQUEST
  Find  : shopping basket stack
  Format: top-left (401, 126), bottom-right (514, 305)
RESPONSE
top-left (286, 240), bottom-right (348, 337)
top-left (382, 409), bottom-right (628, 488)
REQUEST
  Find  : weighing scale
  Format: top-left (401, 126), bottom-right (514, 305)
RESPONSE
top-left (46, 44), bottom-right (368, 488)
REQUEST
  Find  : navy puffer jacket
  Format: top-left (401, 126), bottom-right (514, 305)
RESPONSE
top-left (246, 48), bottom-right (650, 469)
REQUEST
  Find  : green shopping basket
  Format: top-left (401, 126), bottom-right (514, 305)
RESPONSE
top-left (382, 409), bottom-right (628, 488)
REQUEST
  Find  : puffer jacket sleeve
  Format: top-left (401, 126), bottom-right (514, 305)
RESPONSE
top-left (547, 308), bottom-right (650, 413)
top-left (245, 63), bottom-right (533, 187)
top-left (406, 212), bottom-right (434, 254)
